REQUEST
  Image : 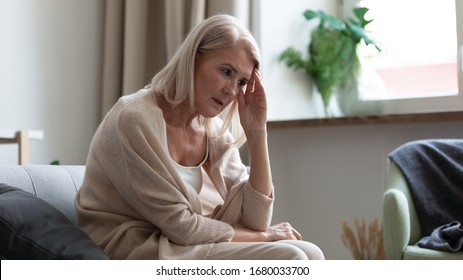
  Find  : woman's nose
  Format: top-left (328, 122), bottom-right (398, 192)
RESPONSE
top-left (224, 82), bottom-right (238, 97)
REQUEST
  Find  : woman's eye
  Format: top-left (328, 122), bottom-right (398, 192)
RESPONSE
top-left (223, 69), bottom-right (232, 77)
top-left (238, 80), bottom-right (247, 87)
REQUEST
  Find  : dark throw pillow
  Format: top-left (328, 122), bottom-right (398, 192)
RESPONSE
top-left (0, 183), bottom-right (108, 259)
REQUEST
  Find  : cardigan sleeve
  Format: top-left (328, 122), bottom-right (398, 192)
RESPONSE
top-left (111, 105), bottom-right (234, 246)
top-left (240, 182), bottom-right (274, 231)
top-left (208, 130), bottom-right (274, 231)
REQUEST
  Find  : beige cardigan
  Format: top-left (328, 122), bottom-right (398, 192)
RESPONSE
top-left (75, 89), bottom-right (274, 259)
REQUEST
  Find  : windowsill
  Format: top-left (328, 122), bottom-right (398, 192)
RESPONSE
top-left (267, 111), bottom-right (463, 129)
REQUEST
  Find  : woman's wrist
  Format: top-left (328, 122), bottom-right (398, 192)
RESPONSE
top-left (245, 130), bottom-right (267, 148)
top-left (231, 225), bottom-right (269, 242)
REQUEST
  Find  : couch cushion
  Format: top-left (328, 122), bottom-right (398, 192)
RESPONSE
top-left (0, 183), bottom-right (108, 259)
top-left (404, 245), bottom-right (463, 260)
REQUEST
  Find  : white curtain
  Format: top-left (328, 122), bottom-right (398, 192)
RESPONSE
top-left (100, 0), bottom-right (251, 119)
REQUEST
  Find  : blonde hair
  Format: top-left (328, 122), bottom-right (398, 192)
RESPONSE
top-left (148, 14), bottom-right (261, 147)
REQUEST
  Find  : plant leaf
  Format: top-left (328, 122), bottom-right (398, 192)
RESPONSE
top-left (353, 7), bottom-right (373, 28)
top-left (304, 9), bottom-right (345, 30)
top-left (324, 17), bottom-right (345, 31)
top-left (346, 23), bottom-right (383, 51)
top-left (303, 10), bottom-right (322, 21)
top-left (279, 47), bottom-right (305, 70)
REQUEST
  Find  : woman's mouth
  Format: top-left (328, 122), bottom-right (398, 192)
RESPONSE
top-left (212, 97), bottom-right (224, 106)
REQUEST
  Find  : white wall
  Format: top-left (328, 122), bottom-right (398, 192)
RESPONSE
top-left (0, 0), bottom-right (104, 165)
top-left (268, 120), bottom-right (463, 259)
top-left (258, 0), bottom-right (339, 120)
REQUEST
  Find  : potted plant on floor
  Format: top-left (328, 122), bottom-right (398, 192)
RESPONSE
top-left (279, 7), bottom-right (383, 117)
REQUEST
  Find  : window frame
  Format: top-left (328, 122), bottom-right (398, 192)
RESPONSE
top-left (342, 0), bottom-right (463, 116)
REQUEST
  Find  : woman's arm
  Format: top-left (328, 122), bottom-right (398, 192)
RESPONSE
top-left (246, 131), bottom-right (273, 197)
top-left (238, 69), bottom-right (273, 197)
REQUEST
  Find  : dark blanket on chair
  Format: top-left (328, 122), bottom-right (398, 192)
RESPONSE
top-left (389, 139), bottom-right (463, 251)
top-left (417, 221), bottom-right (463, 252)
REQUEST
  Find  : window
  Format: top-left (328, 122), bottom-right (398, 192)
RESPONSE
top-left (345, 0), bottom-right (463, 115)
top-left (358, 0), bottom-right (457, 99)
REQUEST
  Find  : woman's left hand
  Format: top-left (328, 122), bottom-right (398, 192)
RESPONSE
top-left (264, 222), bottom-right (303, 241)
top-left (238, 68), bottom-right (268, 135)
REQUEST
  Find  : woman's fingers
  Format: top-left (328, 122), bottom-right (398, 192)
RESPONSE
top-left (252, 69), bottom-right (264, 93)
top-left (292, 228), bottom-right (303, 240)
top-left (247, 69), bottom-right (256, 94)
top-left (244, 68), bottom-right (263, 96)
top-left (237, 89), bottom-right (246, 107)
top-left (268, 222), bottom-right (302, 241)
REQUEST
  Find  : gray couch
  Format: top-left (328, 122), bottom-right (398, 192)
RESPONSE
top-left (0, 165), bottom-right (108, 259)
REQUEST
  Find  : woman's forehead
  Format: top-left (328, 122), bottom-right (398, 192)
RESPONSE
top-left (208, 46), bottom-right (254, 74)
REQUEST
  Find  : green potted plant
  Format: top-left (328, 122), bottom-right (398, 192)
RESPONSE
top-left (279, 7), bottom-right (383, 116)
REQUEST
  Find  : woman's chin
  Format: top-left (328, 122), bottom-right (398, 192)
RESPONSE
top-left (200, 107), bottom-right (223, 118)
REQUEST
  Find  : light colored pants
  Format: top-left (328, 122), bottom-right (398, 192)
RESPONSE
top-left (206, 240), bottom-right (325, 260)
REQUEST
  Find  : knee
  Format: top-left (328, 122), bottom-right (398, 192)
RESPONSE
top-left (277, 244), bottom-right (309, 260)
top-left (297, 241), bottom-right (325, 260)
top-left (307, 244), bottom-right (325, 260)
top-left (278, 240), bottom-right (325, 260)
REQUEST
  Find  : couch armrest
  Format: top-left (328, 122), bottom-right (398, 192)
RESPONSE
top-left (0, 165), bottom-right (85, 224)
top-left (383, 188), bottom-right (410, 259)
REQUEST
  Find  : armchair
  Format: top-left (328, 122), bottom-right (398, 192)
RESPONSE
top-left (382, 140), bottom-right (463, 260)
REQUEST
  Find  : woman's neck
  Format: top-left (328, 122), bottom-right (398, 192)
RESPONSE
top-left (156, 95), bottom-right (200, 130)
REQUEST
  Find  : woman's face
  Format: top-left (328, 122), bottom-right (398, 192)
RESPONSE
top-left (194, 44), bottom-right (254, 118)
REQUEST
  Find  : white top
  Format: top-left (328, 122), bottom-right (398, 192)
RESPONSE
top-left (171, 138), bottom-right (209, 194)
top-left (171, 137), bottom-right (224, 216)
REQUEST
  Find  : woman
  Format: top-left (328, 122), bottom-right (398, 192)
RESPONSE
top-left (76, 14), bottom-right (324, 260)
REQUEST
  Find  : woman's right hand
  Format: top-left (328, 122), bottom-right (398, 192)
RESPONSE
top-left (231, 222), bottom-right (302, 242)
